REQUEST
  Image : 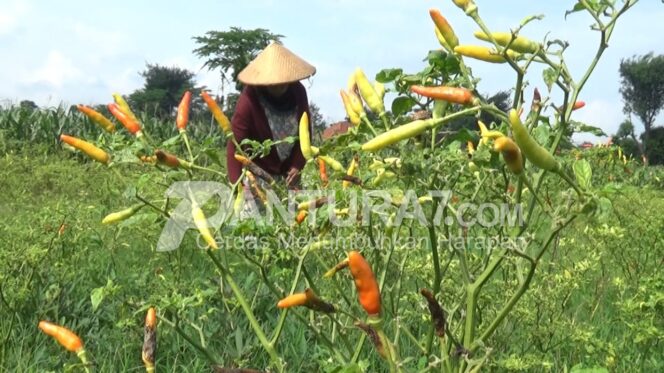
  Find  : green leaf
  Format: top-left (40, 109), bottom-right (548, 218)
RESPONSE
top-left (533, 124), bottom-right (551, 147)
top-left (573, 159), bottom-right (593, 190)
top-left (90, 286), bottom-right (105, 311)
top-left (376, 68), bottom-right (403, 83)
top-left (204, 148), bottom-right (224, 167)
top-left (542, 68), bottom-right (558, 91)
top-left (565, 3), bottom-right (588, 19)
top-left (571, 120), bottom-right (607, 136)
top-left (391, 96), bottom-right (416, 117)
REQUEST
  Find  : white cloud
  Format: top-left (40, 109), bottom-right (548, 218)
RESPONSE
top-left (0, 1), bottom-right (30, 35)
top-left (27, 50), bottom-right (83, 87)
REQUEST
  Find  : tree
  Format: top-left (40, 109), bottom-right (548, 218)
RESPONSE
top-left (619, 53), bottom-right (664, 163)
top-left (309, 102), bottom-right (327, 141)
top-left (129, 63), bottom-right (201, 118)
top-left (643, 127), bottom-right (664, 165)
top-left (613, 119), bottom-right (642, 159)
top-left (193, 27), bottom-right (283, 92)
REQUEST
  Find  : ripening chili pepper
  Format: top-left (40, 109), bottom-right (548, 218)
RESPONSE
top-left (434, 27), bottom-right (452, 51)
top-left (454, 45), bottom-right (520, 63)
top-left (341, 175), bottom-right (362, 186)
top-left (191, 201), bottom-right (218, 249)
top-left (112, 93), bottom-right (139, 122)
top-left (532, 87), bottom-right (542, 112)
top-left (295, 210), bottom-right (308, 225)
top-left (509, 109), bottom-right (560, 171)
top-left (60, 134), bottom-right (110, 164)
top-left (176, 91), bottom-right (191, 131)
top-left (340, 90), bottom-right (361, 126)
top-left (318, 155), bottom-right (345, 172)
top-left (355, 322), bottom-right (387, 358)
top-left (277, 288), bottom-right (335, 313)
top-left (429, 9), bottom-right (459, 49)
top-left (420, 289), bottom-right (447, 338)
top-left (354, 68), bottom-right (385, 115)
top-left (76, 105), bottom-right (116, 133)
top-left (201, 91), bottom-right (232, 134)
top-left (102, 204), bottom-right (144, 224)
top-left (108, 103), bottom-right (142, 135)
top-left (410, 85), bottom-right (476, 105)
top-left (234, 154), bottom-right (275, 185)
top-left (299, 112), bottom-right (314, 160)
top-left (297, 197), bottom-right (328, 211)
top-left (573, 101), bottom-right (586, 110)
top-left (493, 136), bottom-right (524, 175)
top-left (277, 292), bottom-right (307, 308)
top-left (342, 155), bottom-right (359, 188)
top-left (318, 158), bottom-right (329, 187)
top-left (348, 251), bottom-right (381, 315)
top-left (467, 141), bottom-right (476, 155)
top-left (473, 31), bottom-right (540, 54)
top-left (155, 149), bottom-right (192, 170)
top-left (324, 258), bottom-right (349, 278)
top-left (38, 321), bottom-right (84, 352)
top-left (361, 119), bottom-right (433, 152)
top-left (142, 307), bottom-right (157, 373)
top-left (246, 171), bottom-right (268, 204)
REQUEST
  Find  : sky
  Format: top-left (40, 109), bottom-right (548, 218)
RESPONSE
top-left (1, 0), bottom-right (663, 143)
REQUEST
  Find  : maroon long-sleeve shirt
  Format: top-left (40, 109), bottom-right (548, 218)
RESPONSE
top-left (226, 82), bottom-right (312, 183)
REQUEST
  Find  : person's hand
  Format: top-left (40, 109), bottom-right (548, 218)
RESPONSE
top-left (285, 167), bottom-right (301, 190)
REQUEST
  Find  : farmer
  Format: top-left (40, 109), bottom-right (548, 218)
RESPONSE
top-left (226, 42), bottom-right (316, 189)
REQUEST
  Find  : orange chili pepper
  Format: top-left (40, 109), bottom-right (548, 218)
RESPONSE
top-left (176, 91), bottom-right (191, 130)
top-left (200, 91), bottom-right (231, 133)
top-left (318, 158), bottom-right (328, 187)
top-left (38, 321), bottom-right (83, 352)
top-left (410, 85), bottom-right (475, 105)
top-left (108, 103), bottom-right (141, 135)
top-left (348, 251), bottom-right (381, 315)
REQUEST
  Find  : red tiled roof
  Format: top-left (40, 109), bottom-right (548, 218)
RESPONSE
top-left (323, 121), bottom-right (351, 139)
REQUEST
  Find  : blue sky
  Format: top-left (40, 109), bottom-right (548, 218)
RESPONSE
top-left (1, 0), bottom-right (662, 142)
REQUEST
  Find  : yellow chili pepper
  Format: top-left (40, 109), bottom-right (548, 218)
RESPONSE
top-left (354, 68), bottom-right (385, 115)
top-left (342, 156), bottom-right (359, 188)
top-left (454, 45), bottom-right (520, 63)
top-left (191, 201), bottom-right (218, 249)
top-left (361, 119), bottom-right (433, 152)
top-left (340, 90), bottom-right (361, 125)
top-left (299, 112), bottom-right (313, 160)
top-left (474, 31), bottom-right (539, 54)
top-left (101, 204), bottom-right (143, 224)
top-left (60, 134), bottom-right (110, 164)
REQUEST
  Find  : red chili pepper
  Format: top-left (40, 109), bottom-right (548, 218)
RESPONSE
top-left (573, 101), bottom-right (586, 110)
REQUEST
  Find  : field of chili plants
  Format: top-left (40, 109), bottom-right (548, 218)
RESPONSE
top-left (1, 0), bottom-right (663, 372)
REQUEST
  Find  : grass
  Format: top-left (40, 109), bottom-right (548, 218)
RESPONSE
top-left (1, 151), bottom-right (663, 372)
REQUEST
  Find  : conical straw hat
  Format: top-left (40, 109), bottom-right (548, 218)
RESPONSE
top-left (238, 42), bottom-right (316, 85)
